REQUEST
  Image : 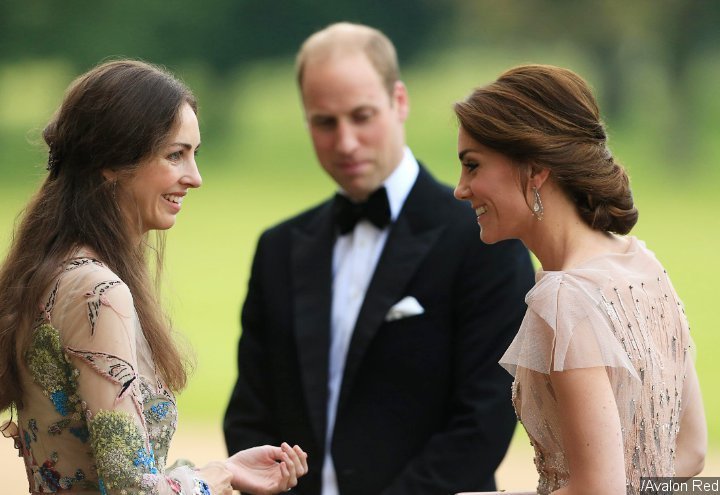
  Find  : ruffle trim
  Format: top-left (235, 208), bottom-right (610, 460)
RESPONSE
top-left (499, 269), bottom-right (639, 380)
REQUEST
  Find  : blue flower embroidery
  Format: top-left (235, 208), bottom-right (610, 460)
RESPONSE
top-left (133, 447), bottom-right (158, 474)
top-left (149, 401), bottom-right (171, 421)
top-left (197, 479), bottom-right (211, 495)
top-left (39, 461), bottom-right (62, 490)
top-left (50, 390), bottom-right (70, 416)
top-left (70, 426), bottom-right (90, 443)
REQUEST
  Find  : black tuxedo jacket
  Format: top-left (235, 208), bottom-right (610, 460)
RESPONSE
top-left (224, 166), bottom-right (535, 495)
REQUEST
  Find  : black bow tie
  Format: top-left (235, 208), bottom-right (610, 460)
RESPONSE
top-left (333, 187), bottom-right (391, 235)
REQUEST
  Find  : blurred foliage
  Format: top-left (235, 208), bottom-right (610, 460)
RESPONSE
top-left (0, 0), bottom-right (449, 72)
top-left (0, 0), bottom-right (718, 458)
top-left (5, 1), bottom-right (717, 109)
top-left (2, 0), bottom-right (718, 170)
top-left (447, 0), bottom-right (720, 115)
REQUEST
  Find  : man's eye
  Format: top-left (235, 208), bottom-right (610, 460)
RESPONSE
top-left (353, 111), bottom-right (373, 123)
top-left (312, 118), bottom-right (336, 129)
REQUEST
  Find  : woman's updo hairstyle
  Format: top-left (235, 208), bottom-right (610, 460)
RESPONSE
top-left (454, 64), bottom-right (638, 234)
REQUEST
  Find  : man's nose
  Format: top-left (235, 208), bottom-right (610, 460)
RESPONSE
top-left (335, 121), bottom-right (359, 154)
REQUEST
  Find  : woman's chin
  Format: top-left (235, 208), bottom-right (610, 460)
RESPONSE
top-left (479, 227), bottom-right (503, 245)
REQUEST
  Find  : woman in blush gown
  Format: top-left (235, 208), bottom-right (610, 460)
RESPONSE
top-left (452, 64), bottom-right (706, 494)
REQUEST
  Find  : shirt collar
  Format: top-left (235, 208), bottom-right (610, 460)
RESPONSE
top-left (382, 146), bottom-right (419, 221)
top-left (334, 146), bottom-right (419, 223)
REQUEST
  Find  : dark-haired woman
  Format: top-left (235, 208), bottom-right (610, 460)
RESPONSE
top-left (0, 59), bottom-right (307, 494)
top-left (453, 64), bottom-right (706, 494)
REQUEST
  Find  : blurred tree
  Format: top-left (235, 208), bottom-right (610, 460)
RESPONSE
top-left (447, 0), bottom-right (720, 119)
top-left (0, 0), bottom-right (452, 72)
top-left (0, 0), bottom-right (455, 145)
top-left (445, 0), bottom-right (720, 170)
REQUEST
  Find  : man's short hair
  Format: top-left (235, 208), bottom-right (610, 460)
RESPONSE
top-left (296, 22), bottom-right (400, 97)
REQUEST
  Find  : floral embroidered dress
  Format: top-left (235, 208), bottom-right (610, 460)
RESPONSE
top-left (499, 237), bottom-right (693, 494)
top-left (10, 254), bottom-right (210, 494)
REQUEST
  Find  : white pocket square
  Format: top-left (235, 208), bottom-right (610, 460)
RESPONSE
top-left (385, 296), bottom-right (424, 322)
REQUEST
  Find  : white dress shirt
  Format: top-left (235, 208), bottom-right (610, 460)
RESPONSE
top-left (321, 148), bottom-right (419, 495)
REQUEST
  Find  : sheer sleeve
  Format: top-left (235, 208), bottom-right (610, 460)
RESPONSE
top-left (52, 264), bottom-right (210, 495)
top-left (499, 270), bottom-right (639, 379)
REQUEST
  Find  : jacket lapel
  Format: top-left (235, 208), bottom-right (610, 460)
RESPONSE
top-left (338, 169), bottom-right (446, 412)
top-left (291, 202), bottom-right (335, 448)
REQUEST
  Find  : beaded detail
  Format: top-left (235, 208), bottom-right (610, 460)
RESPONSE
top-left (501, 238), bottom-right (692, 493)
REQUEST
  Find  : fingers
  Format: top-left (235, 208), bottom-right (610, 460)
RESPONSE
top-left (281, 442), bottom-right (307, 478)
top-left (278, 442), bottom-right (309, 492)
top-left (281, 446), bottom-right (298, 488)
top-left (277, 459), bottom-right (293, 492)
top-left (292, 444), bottom-right (308, 475)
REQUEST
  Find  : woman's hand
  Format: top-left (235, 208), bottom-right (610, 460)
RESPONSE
top-left (226, 442), bottom-right (308, 494)
top-left (197, 460), bottom-right (234, 495)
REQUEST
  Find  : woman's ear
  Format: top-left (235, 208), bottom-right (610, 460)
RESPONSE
top-left (101, 169), bottom-right (117, 182)
top-left (529, 164), bottom-right (550, 188)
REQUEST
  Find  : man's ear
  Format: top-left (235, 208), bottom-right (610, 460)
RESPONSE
top-left (392, 80), bottom-right (410, 122)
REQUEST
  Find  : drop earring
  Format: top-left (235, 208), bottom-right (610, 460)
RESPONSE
top-left (532, 186), bottom-right (543, 220)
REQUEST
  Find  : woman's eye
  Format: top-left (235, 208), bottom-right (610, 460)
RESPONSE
top-left (463, 161), bottom-right (478, 172)
top-left (168, 151), bottom-right (182, 162)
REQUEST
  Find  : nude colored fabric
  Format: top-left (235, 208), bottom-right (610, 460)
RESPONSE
top-left (500, 237), bottom-right (692, 494)
top-left (12, 253), bottom-right (207, 494)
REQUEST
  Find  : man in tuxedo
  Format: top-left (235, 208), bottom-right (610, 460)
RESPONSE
top-left (224, 22), bottom-right (535, 495)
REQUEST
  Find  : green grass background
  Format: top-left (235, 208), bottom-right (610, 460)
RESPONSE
top-left (1, 49), bottom-right (717, 448)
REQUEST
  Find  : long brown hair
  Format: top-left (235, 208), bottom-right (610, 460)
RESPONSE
top-left (0, 59), bottom-right (196, 412)
top-left (455, 64), bottom-right (638, 234)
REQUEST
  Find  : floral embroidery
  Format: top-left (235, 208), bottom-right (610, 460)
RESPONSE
top-left (193, 478), bottom-right (212, 495)
top-left (134, 446), bottom-right (159, 474)
top-left (26, 324), bottom-right (82, 430)
top-left (51, 390), bottom-right (71, 416)
top-left (27, 451), bottom-right (89, 492)
top-left (69, 425), bottom-right (90, 442)
top-left (15, 258), bottom-right (192, 494)
top-left (48, 418), bottom-right (71, 435)
top-left (149, 401), bottom-right (171, 422)
top-left (40, 453), bottom-right (62, 490)
top-left (167, 477), bottom-right (183, 493)
top-left (90, 409), bottom-right (150, 492)
top-left (27, 419), bottom-right (38, 442)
